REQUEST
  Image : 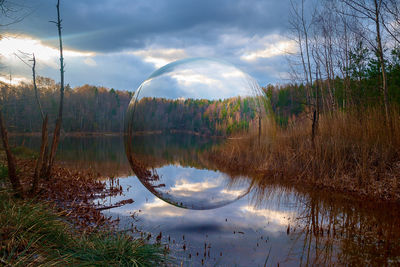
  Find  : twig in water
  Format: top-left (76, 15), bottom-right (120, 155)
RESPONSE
top-left (264, 246), bottom-right (272, 267)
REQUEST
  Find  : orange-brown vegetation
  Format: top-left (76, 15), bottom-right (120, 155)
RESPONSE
top-left (11, 158), bottom-right (126, 231)
top-left (211, 107), bottom-right (400, 202)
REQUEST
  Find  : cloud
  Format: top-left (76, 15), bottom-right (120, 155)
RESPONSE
top-left (11, 0), bottom-right (290, 52)
top-left (0, 35), bottom-right (94, 69)
top-left (240, 35), bottom-right (297, 61)
top-left (63, 51), bottom-right (155, 90)
top-left (2, 0), bottom-right (294, 88)
top-left (132, 48), bottom-right (187, 68)
top-left (83, 57), bottom-right (97, 66)
top-left (0, 35), bottom-right (157, 90)
top-left (137, 58), bottom-right (260, 100)
top-left (0, 75), bottom-right (29, 85)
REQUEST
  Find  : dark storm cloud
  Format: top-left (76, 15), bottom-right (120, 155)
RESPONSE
top-left (1, 0), bottom-right (295, 88)
top-left (10, 0), bottom-right (290, 53)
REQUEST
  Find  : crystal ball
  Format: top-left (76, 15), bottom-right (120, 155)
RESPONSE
top-left (125, 58), bottom-right (266, 210)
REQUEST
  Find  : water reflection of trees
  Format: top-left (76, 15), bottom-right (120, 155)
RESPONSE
top-left (126, 133), bottom-right (261, 178)
top-left (130, 97), bottom-right (263, 136)
top-left (124, 133), bottom-right (256, 206)
top-left (127, 133), bottom-right (221, 169)
top-left (11, 136), bottom-right (132, 176)
top-left (254, 184), bottom-right (400, 266)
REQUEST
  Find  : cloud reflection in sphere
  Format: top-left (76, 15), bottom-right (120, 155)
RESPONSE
top-left (125, 58), bottom-right (266, 210)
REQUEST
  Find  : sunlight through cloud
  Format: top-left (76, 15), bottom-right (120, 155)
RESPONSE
top-left (132, 48), bottom-right (187, 68)
top-left (235, 34), bottom-right (296, 62)
top-left (241, 39), bottom-right (296, 61)
top-left (0, 36), bottom-right (95, 68)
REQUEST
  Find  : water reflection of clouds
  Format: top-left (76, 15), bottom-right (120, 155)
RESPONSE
top-left (241, 205), bottom-right (294, 229)
top-left (169, 178), bottom-right (221, 197)
top-left (102, 175), bottom-right (300, 265)
top-left (108, 174), bottom-right (296, 234)
top-left (150, 165), bottom-right (250, 209)
top-left (139, 192), bottom-right (292, 234)
top-left (220, 188), bottom-right (248, 198)
top-left (142, 198), bottom-right (187, 218)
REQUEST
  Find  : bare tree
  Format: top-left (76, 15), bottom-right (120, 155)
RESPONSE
top-left (289, 0), bottom-right (315, 91)
top-left (289, 0), bottom-right (320, 145)
top-left (382, 0), bottom-right (400, 44)
top-left (315, 0), bottom-right (344, 111)
top-left (14, 51), bottom-right (49, 193)
top-left (31, 54), bottom-right (45, 120)
top-left (31, 115), bottom-right (47, 194)
top-left (334, 2), bottom-right (358, 108)
top-left (14, 52), bottom-right (45, 120)
top-left (0, 0), bottom-right (27, 26)
top-left (340, 0), bottom-right (392, 129)
top-left (44, 0), bottom-right (65, 178)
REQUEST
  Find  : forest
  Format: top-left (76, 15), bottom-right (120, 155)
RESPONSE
top-left (0, 79), bottom-right (132, 133)
top-left (0, 80), bottom-right (262, 136)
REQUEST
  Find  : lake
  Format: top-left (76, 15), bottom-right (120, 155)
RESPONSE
top-left (12, 134), bottom-right (400, 266)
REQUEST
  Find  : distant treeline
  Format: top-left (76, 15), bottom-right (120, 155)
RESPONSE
top-left (131, 96), bottom-right (262, 136)
top-left (0, 76), bottom-right (263, 135)
top-left (0, 77), bottom-right (132, 133)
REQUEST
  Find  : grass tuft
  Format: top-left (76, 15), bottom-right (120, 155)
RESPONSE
top-left (0, 188), bottom-right (167, 266)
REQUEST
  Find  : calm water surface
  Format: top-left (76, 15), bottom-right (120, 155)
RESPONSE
top-left (13, 135), bottom-right (400, 266)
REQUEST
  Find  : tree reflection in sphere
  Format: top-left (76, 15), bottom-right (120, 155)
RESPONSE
top-left (125, 58), bottom-right (266, 210)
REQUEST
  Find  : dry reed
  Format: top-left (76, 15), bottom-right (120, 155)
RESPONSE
top-left (211, 107), bottom-right (400, 201)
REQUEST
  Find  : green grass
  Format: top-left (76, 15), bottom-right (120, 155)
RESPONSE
top-left (0, 187), bottom-right (168, 266)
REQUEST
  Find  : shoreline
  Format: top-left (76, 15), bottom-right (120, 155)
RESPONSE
top-left (253, 169), bottom-right (400, 204)
top-left (9, 129), bottom-right (240, 138)
top-left (0, 158), bottom-right (168, 266)
top-left (9, 132), bottom-right (124, 137)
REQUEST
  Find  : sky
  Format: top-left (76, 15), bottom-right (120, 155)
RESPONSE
top-left (0, 0), bottom-right (296, 91)
top-left (135, 58), bottom-right (263, 100)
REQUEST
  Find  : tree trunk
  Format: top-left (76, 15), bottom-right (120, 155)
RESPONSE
top-left (311, 109), bottom-right (317, 148)
top-left (31, 115), bottom-right (48, 194)
top-left (374, 0), bottom-right (391, 130)
top-left (46, 118), bottom-right (61, 178)
top-left (311, 67), bottom-right (321, 148)
top-left (32, 54), bottom-right (44, 121)
top-left (0, 111), bottom-right (23, 198)
top-left (46, 0), bottom-right (65, 178)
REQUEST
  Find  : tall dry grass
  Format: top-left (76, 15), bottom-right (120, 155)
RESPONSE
top-left (210, 107), bottom-right (400, 201)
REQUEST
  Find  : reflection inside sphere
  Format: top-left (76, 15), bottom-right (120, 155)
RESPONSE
top-left (125, 58), bottom-right (267, 210)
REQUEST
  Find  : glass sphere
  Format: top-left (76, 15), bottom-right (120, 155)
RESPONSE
top-left (125, 58), bottom-right (266, 210)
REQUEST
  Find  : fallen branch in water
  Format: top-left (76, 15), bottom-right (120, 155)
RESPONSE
top-left (96, 198), bottom-right (134, 211)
